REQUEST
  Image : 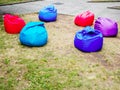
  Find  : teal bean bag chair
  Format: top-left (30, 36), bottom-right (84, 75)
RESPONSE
top-left (19, 22), bottom-right (48, 47)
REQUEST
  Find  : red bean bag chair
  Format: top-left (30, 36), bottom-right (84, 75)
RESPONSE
top-left (4, 14), bottom-right (26, 34)
top-left (74, 11), bottom-right (94, 27)
top-left (94, 17), bottom-right (118, 37)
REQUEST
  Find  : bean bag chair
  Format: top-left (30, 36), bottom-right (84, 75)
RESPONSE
top-left (94, 17), bottom-right (118, 37)
top-left (19, 22), bottom-right (48, 47)
top-left (74, 11), bottom-right (94, 27)
top-left (38, 5), bottom-right (57, 22)
top-left (4, 14), bottom-right (25, 34)
top-left (74, 26), bottom-right (103, 52)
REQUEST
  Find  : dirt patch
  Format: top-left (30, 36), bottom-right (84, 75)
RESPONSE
top-left (21, 13), bottom-right (120, 70)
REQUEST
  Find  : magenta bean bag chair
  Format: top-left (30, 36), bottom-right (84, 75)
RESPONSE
top-left (94, 17), bottom-right (118, 37)
top-left (74, 11), bottom-right (94, 27)
top-left (4, 14), bottom-right (26, 34)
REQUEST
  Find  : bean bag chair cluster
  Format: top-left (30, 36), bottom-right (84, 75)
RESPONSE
top-left (94, 17), bottom-right (118, 37)
top-left (74, 11), bottom-right (94, 27)
top-left (74, 26), bottom-right (103, 52)
top-left (38, 5), bottom-right (57, 22)
top-left (4, 14), bottom-right (25, 34)
top-left (19, 22), bottom-right (48, 47)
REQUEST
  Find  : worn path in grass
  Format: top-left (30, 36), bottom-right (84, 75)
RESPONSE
top-left (0, 0), bottom-right (120, 21)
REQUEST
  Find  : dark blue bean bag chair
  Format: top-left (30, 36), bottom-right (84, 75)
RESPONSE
top-left (38, 5), bottom-right (57, 22)
top-left (19, 22), bottom-right (48, 47)
top-left (74, 26), bottom-right (103, 52)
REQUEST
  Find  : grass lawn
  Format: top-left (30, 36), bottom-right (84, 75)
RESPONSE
top-left (0, 0), bottom-right (42, 5)
top-left (0, 13), bottom-right (120, 90)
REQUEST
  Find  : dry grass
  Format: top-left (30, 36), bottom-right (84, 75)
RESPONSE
top-left (0, 13), bottom-right (120, 90)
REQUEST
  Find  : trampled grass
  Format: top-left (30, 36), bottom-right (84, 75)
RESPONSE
top-left (0, 13), bottom-right (120, 90)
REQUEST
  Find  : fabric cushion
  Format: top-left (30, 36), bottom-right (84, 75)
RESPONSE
top-left (4, 14), bottom-right (25, 34)
top-left (74, 26), bottom-right (103, 52)
top-left (74, 11), bottom-right (94, 27)
top-left (94, 17), bottom-right (118, 37)
top-left (38, 5), bottom-right (57, 22)
top-left (19, 22), bottom-right (48, 47)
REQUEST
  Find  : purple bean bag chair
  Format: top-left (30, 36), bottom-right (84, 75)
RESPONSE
top-left (74, 26), bottom-right (103, 52)
top-left (94, 17), bottom-right (118, 37)
top-left (38, 5), bottom-right (57, 22)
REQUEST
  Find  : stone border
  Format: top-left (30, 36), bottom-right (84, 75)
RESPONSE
top-left (88, 0), bottom-right (120, 3)
top-left (107, 6), bottom-right (120, 10)
top-left (0, 0), bottom-right (44, 6)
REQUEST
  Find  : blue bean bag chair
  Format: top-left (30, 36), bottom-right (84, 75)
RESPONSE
top-left (38, 5), bottom-right (57, 22)
top-left (19, 22), bottom-right (48, 47)
top-left (74, 26), bottom-right (103, 52)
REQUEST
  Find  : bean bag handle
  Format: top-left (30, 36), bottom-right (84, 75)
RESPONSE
top-left (44, 5), bottom-right (56, 12)
top-left (46, 5), bottom-right (54, 11)
top-left (97, 17), bottom-right (116, 25)
top-left (80, 26), bottom-right (99, 36)
top-left (22, 22), bottom-right (44, 31)
top-left (4, 14), bottom-right (22, 24)
top-left (79, 11), bottom-right (92, 17)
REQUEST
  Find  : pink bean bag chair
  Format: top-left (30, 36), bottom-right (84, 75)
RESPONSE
top-left (94, 17), bottom-right (118, 37)
top-left (4, 14), bottom-right (26, 34)
top-left (74, 11), bottom-right (94, 27)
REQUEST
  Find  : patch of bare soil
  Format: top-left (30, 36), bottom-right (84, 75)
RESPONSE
top-left (45, 14), bottom-right (120, 70)
top-left (22, 14), bottom-right (120, 70)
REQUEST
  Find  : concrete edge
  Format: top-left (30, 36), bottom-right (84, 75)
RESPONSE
top-left (0, 11), bottom-right (76, 17)
top-left (107, 6), bottom-right (120, 10)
